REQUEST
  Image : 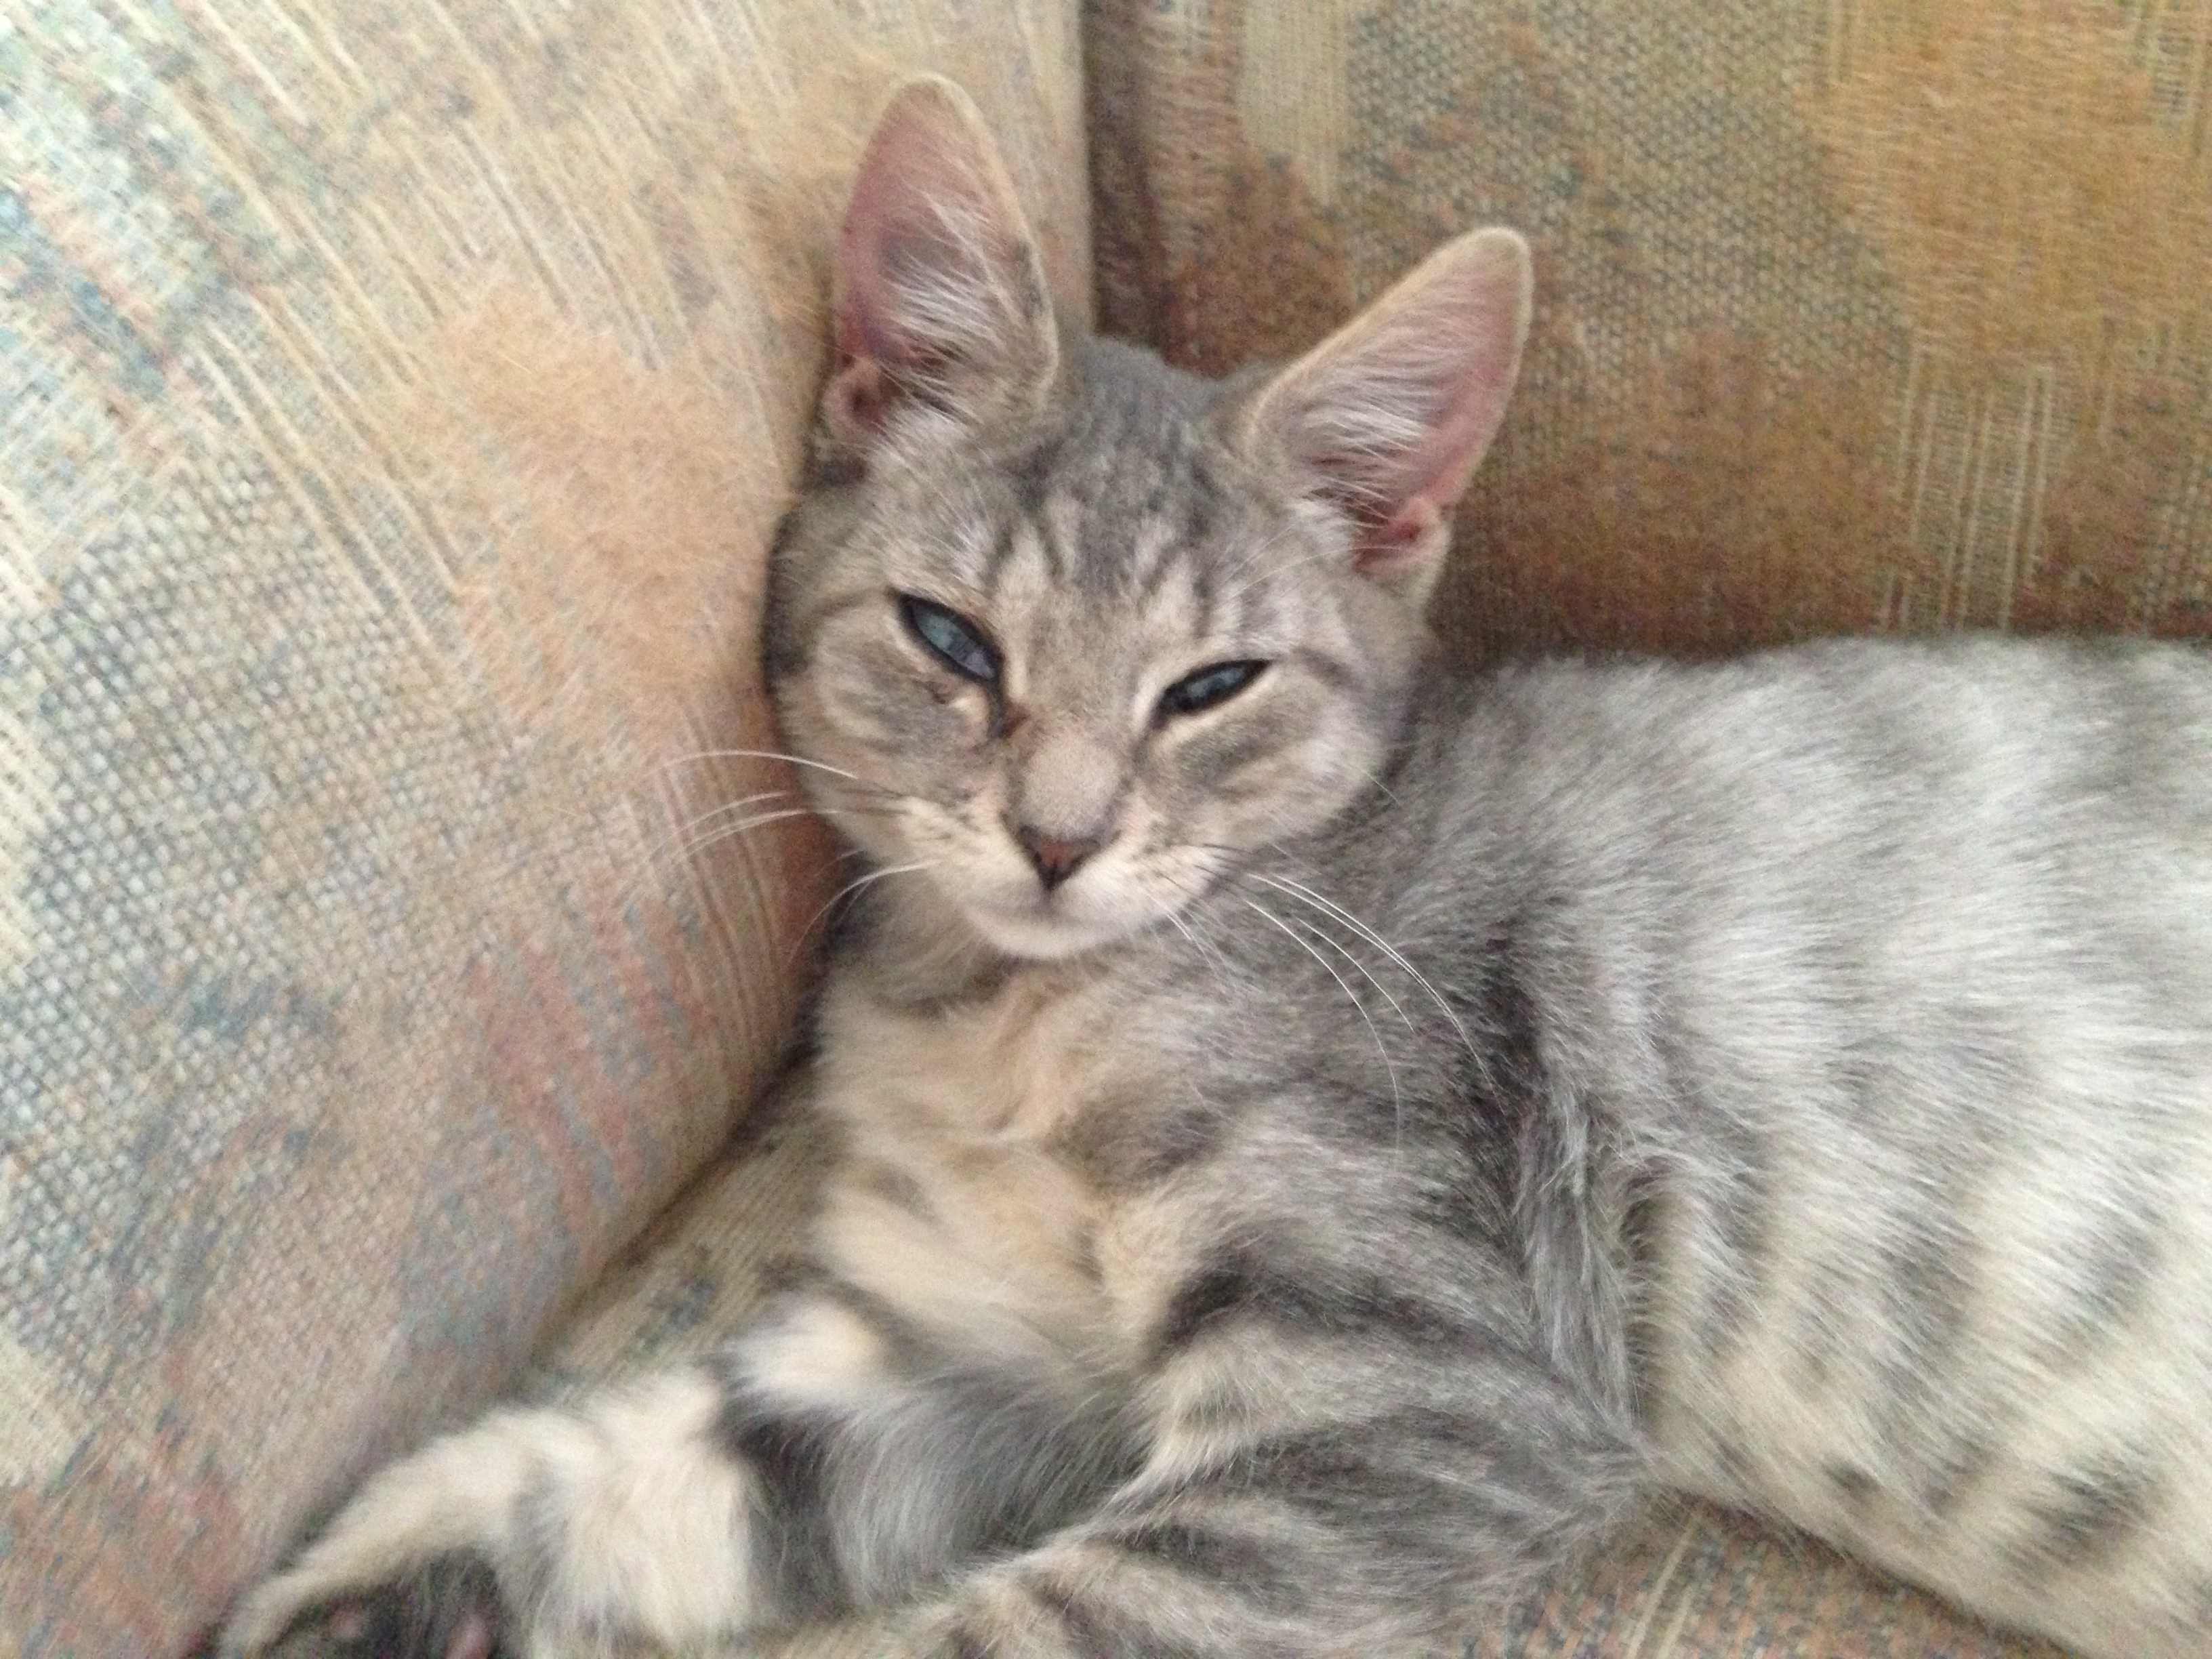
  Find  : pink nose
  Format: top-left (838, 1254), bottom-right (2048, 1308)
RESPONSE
top-left (1015, 827), bottom-right (1103, 890)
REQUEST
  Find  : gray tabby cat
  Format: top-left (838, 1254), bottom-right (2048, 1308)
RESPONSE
top-left (228, 78), bottom-right (2212, 1659)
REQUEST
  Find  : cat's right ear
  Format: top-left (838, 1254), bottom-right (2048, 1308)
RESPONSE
top-left (1233, 228), bottom-right (1532, 604)
top-left (819, 78), bottom-right (1059, 467)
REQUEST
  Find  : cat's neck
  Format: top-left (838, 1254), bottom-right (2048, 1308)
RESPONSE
top-left (840, 871), bottom-right (1027, 1006)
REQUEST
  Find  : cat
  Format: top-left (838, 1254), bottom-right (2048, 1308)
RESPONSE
top-left (225, 76), bottom-right (2212, 1659)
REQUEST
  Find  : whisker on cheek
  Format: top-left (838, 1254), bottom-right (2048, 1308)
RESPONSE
top-left (785, 859), bottom-right (941, 968)
top-left (649, 747), bottom-right (890, 791)
top-left (617, 799), bottom-right (909, 911)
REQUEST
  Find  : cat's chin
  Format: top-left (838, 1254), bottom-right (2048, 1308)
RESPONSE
top-left (961, 900), bottom-right (1157, 962)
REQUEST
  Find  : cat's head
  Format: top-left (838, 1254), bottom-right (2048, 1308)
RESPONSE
top-left (769, 78), bottom-right (1530, 962)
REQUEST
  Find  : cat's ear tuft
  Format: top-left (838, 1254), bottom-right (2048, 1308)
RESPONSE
top-left (1235, 228), bottom-right (1532, 600)
top-left (822, 77), bottom-right (1059, 463)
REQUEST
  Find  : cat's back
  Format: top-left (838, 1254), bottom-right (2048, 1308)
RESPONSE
top-left (1448, 634), bottom-right (2212, 1658)
top-left (1443, 635), bottom-right (2212, 1051)
top-left (1471, 632), bottom-right (2212, 855)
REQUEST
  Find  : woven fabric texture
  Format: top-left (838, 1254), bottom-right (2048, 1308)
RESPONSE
top-left (0, 6), bottom-right (1084, 1656)
top-left (1087, 0), bottom-right (2212, 664)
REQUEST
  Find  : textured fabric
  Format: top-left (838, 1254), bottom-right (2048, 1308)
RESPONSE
top-left (0, 6), bottom-right (1085, 1656)
top-left (1088, 0), bottom-right (2212, 663)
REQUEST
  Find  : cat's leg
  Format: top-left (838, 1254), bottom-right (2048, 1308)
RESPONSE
top-left (223, 1366), bottom-right (747, 1659)
top-left (884, 1265), bottom-right (1650, 1659)
top-left (224, 1282), bottom-right (1130, 1659)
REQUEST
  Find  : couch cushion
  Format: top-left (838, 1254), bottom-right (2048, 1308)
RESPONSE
top-left (0, 6), bottom-right (1084, 1654)
top-left (1086, 0), bottom-right (2212, 663)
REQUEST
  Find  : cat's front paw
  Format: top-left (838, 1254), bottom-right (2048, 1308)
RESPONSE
top-left (224, 1370), bottom-right (762, 1656)
top-left (232, 1553), bottom-right (507, 1659)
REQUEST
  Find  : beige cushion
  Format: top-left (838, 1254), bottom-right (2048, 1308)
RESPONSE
top-left (1088, 0), bottom-right (2212, 665)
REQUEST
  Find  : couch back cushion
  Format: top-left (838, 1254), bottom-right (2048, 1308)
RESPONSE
top-left (1088, 0), bottom-right (2212, 661)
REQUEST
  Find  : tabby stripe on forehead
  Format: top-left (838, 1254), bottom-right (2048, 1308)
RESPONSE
top-left (981, 517), bottom-right (1024, 595)
top-left (1186, 536), bottom-right (1218, 642)
top-left (1031, 507), bottom-right (1071, 588)
top-left (1134, 523), bottom-right (1191, 610)
top-left (1176, 465), bottom-right (1222, 555)
top-left (1006, 440), bottom-right (1059, 519)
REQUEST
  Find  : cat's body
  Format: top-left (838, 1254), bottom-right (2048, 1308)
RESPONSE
top-left (798, 623), bottom-right (2212, 1659)
top-left (228, 81), bottom-right (2212, 1659)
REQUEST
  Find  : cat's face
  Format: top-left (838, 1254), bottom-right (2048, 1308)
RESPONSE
top-left (767, 79), bottom-right (1530, 962)
top-left (772, 347), bottom-right (1422, 960)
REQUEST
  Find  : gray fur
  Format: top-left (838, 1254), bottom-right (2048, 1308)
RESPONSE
top-left (228, 79), bottom-right (2212, 1659)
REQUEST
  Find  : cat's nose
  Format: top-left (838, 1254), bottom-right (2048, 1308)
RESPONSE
top-left (1015, 825), bottom-right (1105, 891)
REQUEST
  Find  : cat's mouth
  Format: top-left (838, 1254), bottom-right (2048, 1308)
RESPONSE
top-left (958, 878), bottom-right (1160, 962)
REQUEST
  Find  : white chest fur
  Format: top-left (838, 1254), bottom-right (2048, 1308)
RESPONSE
top-left (804, 967), bottom-right (1166, 1373)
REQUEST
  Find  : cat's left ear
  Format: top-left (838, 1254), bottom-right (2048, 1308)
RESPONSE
top-left (1233, 228), bottom-right (1532, 601)
top-left (821, 77), bottom-right (1060, 464)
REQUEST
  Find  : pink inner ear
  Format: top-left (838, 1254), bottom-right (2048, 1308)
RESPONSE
top-left (1254, 228), bottom-right (1532, 587)
top-left (826, 358), bottom-right (891, 432)
top-left (833, 83), bottom-right (1004, 374)
top-left (835, 211), bottom-right (934, 371)
top-left (1354, 498), bottom-right (1443, 581)
top-left (822, 79), bottom-right (1055, 466)
top-left (834, 298), bottom-right (878, 371)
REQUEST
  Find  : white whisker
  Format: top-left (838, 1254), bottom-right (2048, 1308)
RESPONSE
top-left (1160, 888), bottom-right (1238, 987)
top-left (639, 790), bottom-right (794, 865)
top-left (653, 747), bottom-right (869, 784)
top-left (662, 807), bottom-right (824, 865)
top-left (1279, 909), bottom-right (1419, 1037)
top-left (1245, 873), bottom-right (1473, 1056)
top-left (787, 859), bottom-right (938, 966)
top-left (653, 748), bottom-right (906, 804)
top-left (619, 806), bottom-right (836, 909)
top-left (1239, 897), bottom-right (1404, 1143)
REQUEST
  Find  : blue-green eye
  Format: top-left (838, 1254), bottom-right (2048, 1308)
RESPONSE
top-left (1158, 659), bottom-right (1269, 720)
top-left (898, 594), bottom-right (999, 684)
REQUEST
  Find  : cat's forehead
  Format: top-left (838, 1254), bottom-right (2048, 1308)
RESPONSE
top-left (916, 344), bottom-right (1287, 617)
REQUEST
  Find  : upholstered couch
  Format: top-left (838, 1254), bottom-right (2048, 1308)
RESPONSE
top-left (5, 1), bottom-right (2204, 1654)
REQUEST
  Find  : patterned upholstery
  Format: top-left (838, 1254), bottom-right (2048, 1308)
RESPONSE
top-left (0, 7), bottom-right (1083, 1654)
top-left (1087, 0), bottom-right (2212, 664)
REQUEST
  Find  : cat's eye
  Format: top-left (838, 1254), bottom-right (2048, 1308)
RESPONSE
top-left (1158, 659), bottom-right (1269, 720)
top-left (898, 594), bottom-right (1000, 684)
